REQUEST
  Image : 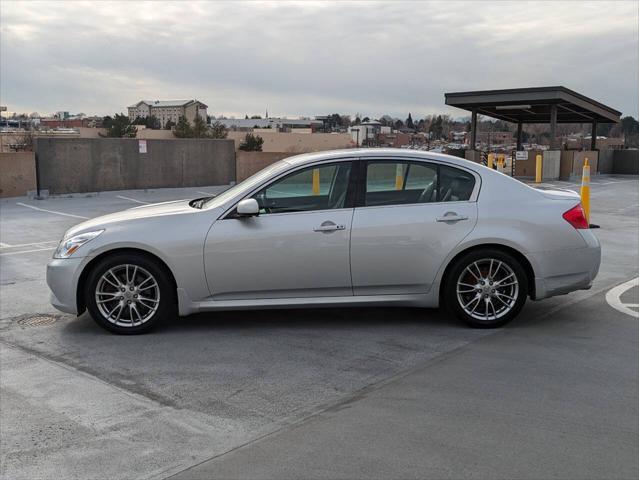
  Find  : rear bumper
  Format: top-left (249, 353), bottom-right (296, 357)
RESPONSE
top-left (530, 231), bottom-right (601, 300)
top-left (46, 258), bottom-right (85, 315)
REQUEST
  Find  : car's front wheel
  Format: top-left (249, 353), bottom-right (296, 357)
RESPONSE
top-left (84, 252), bottom-right (176, 334)
top-left (445, 249), bottom-right (528, 328)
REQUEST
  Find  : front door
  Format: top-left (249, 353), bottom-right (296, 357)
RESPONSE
top-left (204, 161), bottom-right (355, 300)
top-left (350, 159), bottom-right (478, 295)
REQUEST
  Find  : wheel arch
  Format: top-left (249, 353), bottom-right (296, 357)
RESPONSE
top-left (438, 243), bottom-right (536, 304)
top-left (76, 247), bottom-right (178, 315)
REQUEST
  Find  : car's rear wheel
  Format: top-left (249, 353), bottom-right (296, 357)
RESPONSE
top-left (445, 249), bottom-right (528, 328)
top-left (84, 253), bottom-right (176, 334)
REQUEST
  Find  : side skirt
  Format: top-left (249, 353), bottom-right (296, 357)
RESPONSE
top-left (176, 288), bottom-right (438, 315)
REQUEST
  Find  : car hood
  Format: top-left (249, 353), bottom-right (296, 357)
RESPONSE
top-left (64, 199), bottom-right (196, 238)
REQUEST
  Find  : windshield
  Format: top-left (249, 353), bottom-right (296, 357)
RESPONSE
top-left (201, 160), bottom-right (290, 209)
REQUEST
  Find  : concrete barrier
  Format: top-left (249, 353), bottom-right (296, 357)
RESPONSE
top-left (34, 138), bottom-right (235, 194)
top-left (560, 150), bottom-right (598, 179)
top-left (542, 151), bottom-right (561, 180)
top-left (598, 150), bottom-right (614, 174)
top-left (236, 151), bottom-right (291, 181)
top-left (0, 152), bottom-right (36, 198)
top-left (612, 150), bottom-right (639, 174)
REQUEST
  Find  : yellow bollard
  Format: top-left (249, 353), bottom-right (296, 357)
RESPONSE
top-left (395, 163), bottom-right (404, 190)
top-left (312, 168), bottom-right (320, 195)
top-left (581, 158), bottom-right (591, 223)
top-left (487, 153), bottom-right (494, 169)
top-left (535, 154), bottom-right (543, 183)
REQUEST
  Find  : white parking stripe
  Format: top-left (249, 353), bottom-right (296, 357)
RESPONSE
top-left (0, 241), bottom-right (58, 249)
top-left (116, 195), bottom-right (149, 204)
top-left (0, 247), bottom-right (56, 256)
top-left (16, 202), bottom-right (89, 219)
top-left (196, 191), bottom-right (215, 196)
top-left (605, 277), bottom-right (639, 318)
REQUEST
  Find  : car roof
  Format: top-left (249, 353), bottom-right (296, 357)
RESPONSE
top-left (282, 148), bottom-right (481, 171)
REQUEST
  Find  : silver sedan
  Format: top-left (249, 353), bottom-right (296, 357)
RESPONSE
top-left (47, 149), bottom-right (601, 333)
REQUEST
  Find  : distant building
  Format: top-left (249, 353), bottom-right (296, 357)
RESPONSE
top-left (349, 121), bottom-right (382, 146)
top-left (127, 100), bottom-right (208, 128)
top-left (217, 117), bottom-right (323, 132)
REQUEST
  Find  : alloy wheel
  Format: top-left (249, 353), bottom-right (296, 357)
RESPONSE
top-left (95, 264), bottom-right (160, 327)
top-left (456, 258), bottom-right (519, 322)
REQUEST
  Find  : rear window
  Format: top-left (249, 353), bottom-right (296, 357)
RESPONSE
top-left (438, 165), bottom-right (475, 202)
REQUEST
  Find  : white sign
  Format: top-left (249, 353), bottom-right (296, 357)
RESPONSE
top-left (138, 140), bottom-right (147, 154)
top-left (515, 151), bottom-right (527, 160)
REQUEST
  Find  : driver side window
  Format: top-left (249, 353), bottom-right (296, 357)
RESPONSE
top-left (252, 162), bottom-right (352, 214)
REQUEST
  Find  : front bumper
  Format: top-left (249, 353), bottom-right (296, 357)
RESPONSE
top-left (46, 257), bottom-right (85, 315)
top-left (530, 230), bottom-right (601, 300)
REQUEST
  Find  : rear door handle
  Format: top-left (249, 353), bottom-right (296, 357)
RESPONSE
top-left (313, 222), bottom-right (345, 232)
top-left (436, 214), bottom-right (468, 222)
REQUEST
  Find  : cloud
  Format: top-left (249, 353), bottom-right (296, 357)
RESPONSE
top-left (1, 0), bottom-right (637, 118)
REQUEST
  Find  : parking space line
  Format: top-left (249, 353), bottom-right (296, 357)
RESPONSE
top-left (0, 247), bottom-right (56, 256)
top-left (0, 241), bottom-right (58, 249)
top-left (605, 277), bottom-right (639, 318)
top-left (16, 202), bottom-right (89, 220)
top-left (116, 195), bottom-right (150, 205)
top-left (196, 191), bottom-right (216, 196)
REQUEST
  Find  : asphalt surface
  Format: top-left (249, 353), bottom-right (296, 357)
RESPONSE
top-left (1, 176), bottom-right (638, 480)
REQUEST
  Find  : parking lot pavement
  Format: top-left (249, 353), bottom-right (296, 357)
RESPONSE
top-left (1, 176), bottom-right (638, 480)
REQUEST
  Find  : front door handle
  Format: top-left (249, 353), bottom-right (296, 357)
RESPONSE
top-left (436, 213), bottom-right (468, 223)
top-left (313, 221), bottom-right (345, 232)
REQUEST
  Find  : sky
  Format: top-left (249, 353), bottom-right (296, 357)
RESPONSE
top-left (1, 0), bottom-right (637, 119)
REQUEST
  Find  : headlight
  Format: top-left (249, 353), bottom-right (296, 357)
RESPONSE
top-left (54, 230), bottom-right (104, 258)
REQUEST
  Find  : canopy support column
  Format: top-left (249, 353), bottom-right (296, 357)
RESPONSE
top-left (591, 121), bottom-right (597, 150)
top-left (549, 104), bottom-right (558, 149)
top-left (516, 122), bottom-right (523, 150)
top-left (470, 109), bottom-right (477, 150)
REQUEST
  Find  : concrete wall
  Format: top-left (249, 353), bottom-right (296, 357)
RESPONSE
top-left (35, 138), bottom-right (235, 194)
top-left (542, 150), bottom-right (561, 180)
top-left (464, 150), bottom-right (482, 163)
top-left (612, 150), bottom-right (639, 174)
top-left (0, 152), bottom-right (36, 198)
top-left (227, 131), bottom-right (354, 153)
top-left (236, 151), bottom-right (292, 181)
top-left (560, 151), bottom-right (598, 180)
top-left (598, 150), bottom-right (614, 174)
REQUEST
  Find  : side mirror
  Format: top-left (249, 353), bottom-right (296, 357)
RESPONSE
top-left (236, 198), bottom-right (259, 217)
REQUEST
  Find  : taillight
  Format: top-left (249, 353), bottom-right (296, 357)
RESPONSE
top-left (563, 204), bottom-right (589, 229)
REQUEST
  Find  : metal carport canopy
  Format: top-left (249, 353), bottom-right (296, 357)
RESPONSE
top-left (445, 86), bottom-right (621, 150)
top-left (444, 86), bottom-right (621, 124)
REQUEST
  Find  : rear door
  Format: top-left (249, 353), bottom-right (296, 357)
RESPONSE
top-left (350, 158), bottom-right (478, 295)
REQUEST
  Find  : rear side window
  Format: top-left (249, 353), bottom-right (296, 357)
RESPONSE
top-left (362, 161), bottom-right (475, 207)
top-left (438, 165), bottom-right (475, 202)
top-left (364, 161), bottom-right (438, 207)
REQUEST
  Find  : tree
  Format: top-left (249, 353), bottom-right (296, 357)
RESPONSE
top-left (250, 115), bottom-right (262, 119)
top-left (210, 121), bottom-right (228, 139)
top-left (192, 115), bottom-right (210, 138)
top-left (621, 116), bottom-right (639, 147)
top-left (394, 119), bottom-right (404, 130)
top-left (164, 119), bottom-right (175, 130)
top-left (173, 115), bottom-right (192, 138)
top-left (102, 113), bottom-right (137, 138)
top-left (406, 113), bottom-right (414, 129)
top-left (239, 133), bottom-right (264, 151)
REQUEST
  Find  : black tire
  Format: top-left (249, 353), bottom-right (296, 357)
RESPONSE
top-left (444, 249), bottom-right (528, 328)
top-left (84, 252), bottom-right (176, 334)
